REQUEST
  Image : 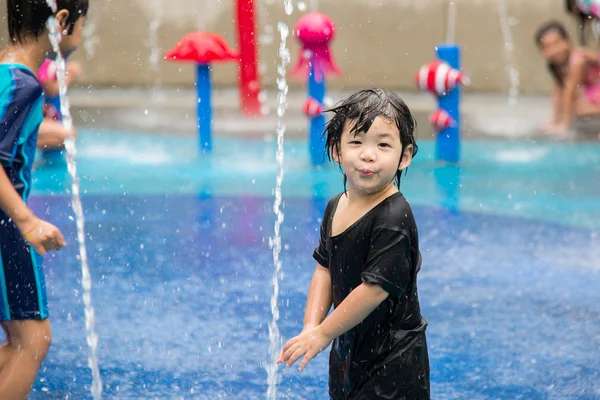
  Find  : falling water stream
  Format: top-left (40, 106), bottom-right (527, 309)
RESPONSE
top-left (498, 0), bottom-right (519, 108)
top-left (266, 2), bottom-right (293, 398)
top-left (446, 0), bottom-right (457, 44)
top-left (148, 0), bottom-right (162, 73)
top-left (45, 2), bottom-right (103, 398)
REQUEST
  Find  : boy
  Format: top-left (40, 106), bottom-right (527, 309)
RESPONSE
top-left (0, 0), bottom-right (87, 397)
top-left (278, 89), bottom-right (430, 399)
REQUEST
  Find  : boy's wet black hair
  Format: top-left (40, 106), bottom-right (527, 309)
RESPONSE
top-left (534, 21), bottom-right (570, 87)
top-left (8, 0), bottom-right (89, 43)
top-left (323, 88), bottom-right (418, 190)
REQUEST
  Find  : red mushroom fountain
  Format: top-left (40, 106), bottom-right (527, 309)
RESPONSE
top-left (165, 32), bottom-right (239, 152)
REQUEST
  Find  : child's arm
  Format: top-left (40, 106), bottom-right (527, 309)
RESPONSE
top-left (558, 57), bottom-right (587, 129)
top-left (551, 84), bottom-right (563, 124)
top-left (302, 264), bottom-right (333, 330)
top-left (36, 119), bottom-right (76, 150)
top-left (540, 84), bottom-right (563, 132)
top-left (0, 168), bottom-right (66, 255)
top-left (320, 282), bottom-right (388, 337)
top-left (278, 281), bottom-right (388, 371)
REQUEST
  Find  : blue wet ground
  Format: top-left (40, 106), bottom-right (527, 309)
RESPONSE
top-left (18, 130), bottom-right (600, 399)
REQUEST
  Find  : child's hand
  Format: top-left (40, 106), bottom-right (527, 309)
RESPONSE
top-left (539, 122), bottom-right (570, 134)
top-left (277, 326), bottom-right (332, 371)
top-left (538, 122), bottom-right (556, 132)
top-left (19, 218), bottom-right (66, 256)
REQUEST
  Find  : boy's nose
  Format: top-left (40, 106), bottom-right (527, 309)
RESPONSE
top-left (360, 149), bottom-right (376, 162)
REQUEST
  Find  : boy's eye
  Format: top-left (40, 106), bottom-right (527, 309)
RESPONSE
top-left (379, 143), bottom-right (391, 148)
top-left (349, 141), bottom-right (362, 145)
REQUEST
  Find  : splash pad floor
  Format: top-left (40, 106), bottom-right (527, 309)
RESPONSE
top-left (19, 128), bottom-right (600, 398)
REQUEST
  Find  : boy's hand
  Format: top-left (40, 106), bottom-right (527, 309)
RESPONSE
top-left (18, 217), bottom-right (66, 255)
top-left (277, 326), bottom-right (332, 371)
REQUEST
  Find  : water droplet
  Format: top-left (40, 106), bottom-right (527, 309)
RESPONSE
top-left (284, 0), bottom-right (294, 14)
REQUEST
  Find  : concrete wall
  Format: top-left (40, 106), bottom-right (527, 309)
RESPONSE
top-left (0, 0), bottom-right (581, 94)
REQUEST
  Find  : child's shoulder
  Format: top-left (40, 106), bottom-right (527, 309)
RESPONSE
top-left (0, 63), bottom-right (42, 92)
top-left (327, 192), bottom-right (343, 204)
top-left (323, 192), bottom-right (344, 216)
top-left (571, 48), bottom-right (599, 65)
top-left (372, 192), bottom-right (417, 232)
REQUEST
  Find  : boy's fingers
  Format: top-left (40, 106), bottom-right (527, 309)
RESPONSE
top-left (55, 231), bottom-right (66, 247)
top-left (286, 347), bottom-right (305, 368)
top-left (280, 343), bottom-right (289, 356)
top-left (34, 244), bottom-right (46, 256)
top-left (277, 347), bottom-right (287, 363)
top-left (282, 342), bottom-right (301, 363)
top-left (281, 337), bottom-right (297, 355)
top-left (298, 352), bottom-right (314, 372)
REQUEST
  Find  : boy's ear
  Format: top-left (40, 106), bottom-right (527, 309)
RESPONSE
top-left (332, 145), bottom-right (341, 163)
top-left (399, 144), bottom-right (413, 171)
top-left (55, 10), bottom-right (70, 32)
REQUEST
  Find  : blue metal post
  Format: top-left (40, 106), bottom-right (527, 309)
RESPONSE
top-left (434, 164), bottom-right (461, 214)
top-left (435, 44), bottom-right (461, 163)
top-left (196, 63), bottom-right (212, 152)
top-left (308, 64), bottom-right (326, 166)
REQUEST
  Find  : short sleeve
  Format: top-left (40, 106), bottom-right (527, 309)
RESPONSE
top-left (0, 81), bottom-right (42, 166)
top-left (0, 127), bottom-right (20, 166)
top-left (312, 196), bottom-right (340, 268)
top-left (312, 210), bottom-right (330, 268)
top-left (361, 227), bottom-right (411, 298)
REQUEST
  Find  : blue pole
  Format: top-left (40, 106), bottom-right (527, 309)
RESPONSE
top-left (435, 44), bottom-right (461, 163)
top-left (308, 64), bottom-right (326, 166)
top-left (196, 63), bottom-right (212, 153)
top-left (434, 164), bottom-right (461, 214)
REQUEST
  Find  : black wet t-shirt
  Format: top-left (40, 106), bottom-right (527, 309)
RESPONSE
top-left (313, 192), bottom-right (430, 400)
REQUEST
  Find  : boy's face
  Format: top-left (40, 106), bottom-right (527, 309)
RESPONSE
top-left (59, 15), bottom-right (85, 58)
top-left (334, 116), bottom-right (413, 195)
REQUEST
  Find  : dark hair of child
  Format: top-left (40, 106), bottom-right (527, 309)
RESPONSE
top-left (8, 0), bottom-right (89, 43)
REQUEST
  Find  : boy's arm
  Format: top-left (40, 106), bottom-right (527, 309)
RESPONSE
top-left (36, 119), bottom-right (76, 150)
top-left (302, 264), bottom-right (333, 330)
top-left (0, 168), bottom-right (65, 255)
top-left (41, 80), bottom-right (60, 98)
top-left (278, 282), bottom-right (388, 370)
top-left (318, 282), bottom-right (388, 339)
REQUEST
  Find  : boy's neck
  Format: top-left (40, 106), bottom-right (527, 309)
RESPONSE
top-left (345, 183), bottom-right (398, 208)
top-left (1, 38), bottom-right (51, 72)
